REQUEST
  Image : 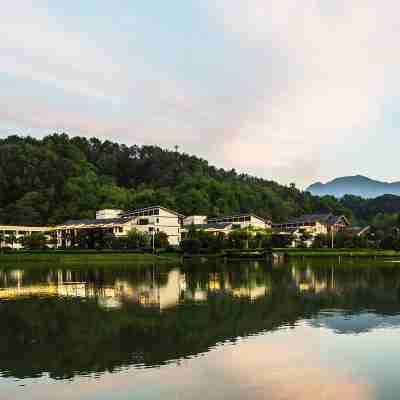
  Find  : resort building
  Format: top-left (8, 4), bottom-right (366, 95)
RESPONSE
top-left (272, 213), bottom-right (350, 247)
top-left (0, 225), bottom-right (54, 249)
top-left (182, 213), bottom-right (271, 237)
top-left (55, 206), bottom-right (184, 247)
top-left (272, 214), bottom-right (349, 235)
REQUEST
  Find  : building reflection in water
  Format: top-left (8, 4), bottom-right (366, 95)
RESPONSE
top-left (1, 260), bottom-right (399, 310)
top-left (0, 264), bottom-right (274, 310)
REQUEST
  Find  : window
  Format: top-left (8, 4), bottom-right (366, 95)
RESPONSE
top-left (156, 218), bottom-right (159, 224)
top-left (156, 228), bottom-right (160, 232)
top-left (138, 219), bottom-right (149, 225)
top-left (149, 227), bottom-right (154, 232)
top-left (119, 227), bottom-right (123, 233)
top-left (154, 209), bottom-right (159, 215)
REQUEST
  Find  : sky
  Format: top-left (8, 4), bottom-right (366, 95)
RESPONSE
top-left (1, 1), bottom-right (400, 188)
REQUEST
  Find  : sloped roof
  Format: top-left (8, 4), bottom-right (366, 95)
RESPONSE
top-left (207, 213), bottom-right (268, 223)
top-left (275, 213), bottom-right (349, 226)
top-left (188, 222), bottom-right (232, 230)
top-left (60, 218), bottom-right (129, 227)
top-left (120, 205), bottom-right (185, 218)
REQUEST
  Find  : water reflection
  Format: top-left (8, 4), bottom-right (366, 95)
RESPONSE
top-left (2, 260), bottom-right (400, 311)
top-left (1, 259), bottom-right (400, 384)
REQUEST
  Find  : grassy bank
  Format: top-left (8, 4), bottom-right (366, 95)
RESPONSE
top-left (182, 248), bottom-right (400, 260)
top-left (0, 250), bottom-right (182, 268)
top-left (275, 248), bottom-right (400, 258)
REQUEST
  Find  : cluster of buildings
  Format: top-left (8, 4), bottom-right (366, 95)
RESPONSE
top-left (0, 205), bottom-right (359, 250)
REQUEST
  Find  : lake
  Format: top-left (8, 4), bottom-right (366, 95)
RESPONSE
top-left (1, 258), bottom-right (400, 399)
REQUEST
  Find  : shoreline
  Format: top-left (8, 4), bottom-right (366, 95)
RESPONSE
top-left (0, 250), bottom-right (182, 267)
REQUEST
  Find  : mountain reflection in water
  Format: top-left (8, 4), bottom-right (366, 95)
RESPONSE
top-left (1, 259), bottom-right (400, 390)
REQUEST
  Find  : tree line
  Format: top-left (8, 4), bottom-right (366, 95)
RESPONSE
top-left (0, 133), bottom-right (399, 231)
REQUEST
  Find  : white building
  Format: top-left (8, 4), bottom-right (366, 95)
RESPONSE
top-left (183, 216), bottom-right (207, 226)
top-left (0, 225), bottom-right (54, 249)
top-left (56, 205), bottom-right (184, 247)
top-left (182, 213), bottom-right (271, 236)
top-left (207, 214), bottom-right (270, 230)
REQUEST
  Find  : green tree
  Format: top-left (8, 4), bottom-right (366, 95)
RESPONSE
top-left (312, 234), bottom-right (328, 248)
top-left (6, 233), bottom-right (17, 249)
top-left (126, 229), bottom-right (149, 250)
top-left (154, 231), bottom-right (169, 249)
top-left (180, 238), bottom-right (202, 254)
top-left (228, 229), bottom-right (251, 250)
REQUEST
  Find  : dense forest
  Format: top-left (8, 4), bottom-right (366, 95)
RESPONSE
top-left (0, 133), bottom-right (399, 228)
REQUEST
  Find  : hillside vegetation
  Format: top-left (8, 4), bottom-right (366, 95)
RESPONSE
top-left (0, 134), bottom-right (399, 228)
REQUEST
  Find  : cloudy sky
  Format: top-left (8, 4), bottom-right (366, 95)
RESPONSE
top-left (2, 1), bottom-right (400, 187)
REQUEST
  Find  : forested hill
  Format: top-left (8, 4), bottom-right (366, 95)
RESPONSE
top-left (0, 134), bottom-right (352, 226)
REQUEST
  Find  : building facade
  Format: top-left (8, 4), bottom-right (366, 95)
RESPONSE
top-left (273, 214), bottom-right (349, 235)
top-left (56, 206), bottom-right (183, 247)
top-left (182, 213), bottom-right (271, 237)
top-left (0, 225), bottom-right (54, 249)
top-left (272, 213), bottom-right (350, 247)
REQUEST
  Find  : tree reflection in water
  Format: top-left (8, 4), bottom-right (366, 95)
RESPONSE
top-left (1, 258), bottom-right (400, 380)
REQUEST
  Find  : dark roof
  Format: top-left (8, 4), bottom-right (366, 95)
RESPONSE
top-left (274, 214), bottom-right (349, 226)
top-left (188, 222), bottom-right (232, 230)
top-left (207, 214), bottom-right (267, 222)
top-left (120, 205), bottom-right (185, 218)
top-left (61, 218), bottom-right (128, 226)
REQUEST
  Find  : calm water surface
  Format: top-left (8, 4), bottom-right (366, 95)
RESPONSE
top-left (1, 258), bottom-right (400, 399)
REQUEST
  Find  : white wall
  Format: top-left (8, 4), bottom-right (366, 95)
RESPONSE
top-left (96, 209), bottom-right (123, 219)
top-left (183, 216), bottom-right (207, 225)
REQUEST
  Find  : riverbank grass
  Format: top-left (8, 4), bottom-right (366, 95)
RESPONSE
top-left (0, 250), bottom-right (181, 268)
top-left (276, 248), bottom-right (400, 257)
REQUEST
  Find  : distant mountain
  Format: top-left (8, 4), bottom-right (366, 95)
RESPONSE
top-left (307, 175), bottom-right (400, 199)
